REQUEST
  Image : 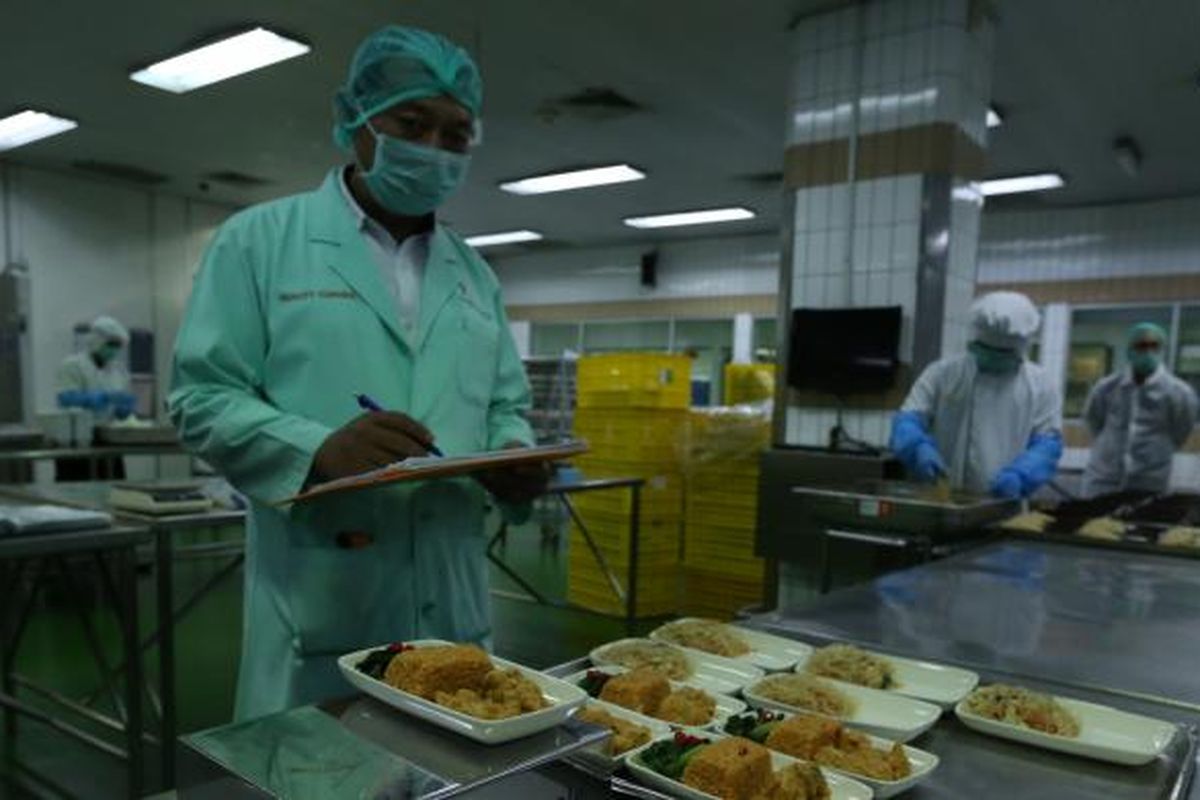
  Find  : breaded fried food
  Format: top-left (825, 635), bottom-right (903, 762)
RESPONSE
top-left (765, 713), bottom-right (911, 781)
top-left (576, 704), bottom-right (652, 756)
top-left (655, 687), bottom-right (717, 726)
top-left (599, 667), bottom-right (671, 715)
top-left (384, 644), bottom-right (491, 699)
top-left (682, 737), bottom-right (773, 800)
top-left (769, 761), bottom-right (831, 800)
top-left (764, 713), bottom-right (840, 758)
top-left (434, 667), bottom-right (548, 719)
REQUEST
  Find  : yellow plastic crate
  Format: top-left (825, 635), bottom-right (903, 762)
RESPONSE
top-left (577, 353), bottom-right (692, 410)
top-left (569, 562), bottom-right (680, 617)
top-left (681, 566), bottom-right (765, 619)
top-left (722, 363), bottom-right (777, 405)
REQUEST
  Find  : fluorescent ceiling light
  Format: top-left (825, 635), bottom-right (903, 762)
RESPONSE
top-left (0, 109), bottom-right (78, 152)
top-left (986, 106), bottom-right (1003, 128)
top-left (500, 164), bottom-right (645, 195)
top-left (979, 173), bottom-right (1065, 197)
top-left (130, 27), bottom-right (310, 93)
top-left (464, 229), bottom-right (544, 248)
top-left (624, 207), bottom-right (756, 229)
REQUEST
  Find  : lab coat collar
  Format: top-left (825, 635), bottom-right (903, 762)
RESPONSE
top-left (1121, 364), bottom-right (1165, 388)
top-left (309, 169), bottom-right (474, 355)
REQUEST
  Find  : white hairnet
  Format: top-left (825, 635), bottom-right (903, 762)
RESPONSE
top-left (970, 292), bottom-right (1040, 350)
top-left (87, 316), bottom-right (129, 354)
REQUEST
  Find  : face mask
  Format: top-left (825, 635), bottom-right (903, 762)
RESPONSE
top-left (361, 127), bottom-right (470, 216)
top-left (1130, 351), bottom-right (1160, 377)
top-left (969, 341), bottom-right (1022, 375)
top-left (94, 343), bottom-right (120, 366)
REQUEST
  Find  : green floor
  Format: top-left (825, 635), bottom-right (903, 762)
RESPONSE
top-left (0, 509), bottom-right (657, 799)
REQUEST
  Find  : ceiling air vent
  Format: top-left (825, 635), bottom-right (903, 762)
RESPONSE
top-left (205, 170), bottom-right (271, 188)
top-left (538, 86), bottom-right (643, 122)
top-left (739, 170), bottom-right (784, 186)
top-left (72, 160), bottom-right (167, 185)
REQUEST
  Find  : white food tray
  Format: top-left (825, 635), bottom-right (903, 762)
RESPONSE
top-left (563, 667), bottom-right (746, 729)
top-left (649, 618), bottom-right (814, 672)
top-left (744, 673), bottom-right (941, 743)
top-left (797, 645), bottom-right (979, 708)
top-left (624, 732), bottom-right (873, 800)
top-left (590, 638), bottom-right (764, 695)
top-left (338, 640), bottom-right (585, 745)
top-left (955, 691), bottom-right (1177, 766)
top-left (712, 708), bottom-right (940, 799)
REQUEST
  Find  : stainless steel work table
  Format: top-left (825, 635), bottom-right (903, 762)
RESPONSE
top-left (177, 537), bottom-right (1200, 798)
top-left (752, 538), bottom-right (1200, 709)
top-left (0, 509), bottom-right (151, 799)
top-left (0, 482), bottom-right (246, 791)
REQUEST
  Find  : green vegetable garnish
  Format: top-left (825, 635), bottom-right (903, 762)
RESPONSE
top-left (640, 732), bottom-right (711, 779)
top-left (722, 710), bottom-right (782, 743)
top-left (579, 670), bottom-right (612, 698)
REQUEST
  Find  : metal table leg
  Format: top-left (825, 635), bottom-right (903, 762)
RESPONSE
top-left (626, 484), bottom-right (641, 624)
top-left (486, 522), bottom-right (551, 605)
top-left (560, 495), bottom-right (626, 605)
top-left (156, 527), bottom-right (176, 789)
top-left (118, 546), bottom-right (144, 800)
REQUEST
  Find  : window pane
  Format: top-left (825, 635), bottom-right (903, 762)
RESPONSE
top-left (1176, 306), bottom-right (1200, 396)
top-left (753, 318), bottom-right (777, 363)
top-left (582, 320), bottom-right (670, 353)
top-left (1066, 306), bottom-right (1173, 417)
top-left (530, 323), bottom-right (579, 356)
top-left (675, 319), bottom-right (733, 407)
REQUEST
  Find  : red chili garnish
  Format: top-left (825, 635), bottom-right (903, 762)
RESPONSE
top-left (387, 642), bottom-right (415, 653)
top-left (673, 731), bottom-right (707, 747)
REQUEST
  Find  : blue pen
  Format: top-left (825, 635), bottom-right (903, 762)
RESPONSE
top-left (355, 393), bottom-right (444, 457)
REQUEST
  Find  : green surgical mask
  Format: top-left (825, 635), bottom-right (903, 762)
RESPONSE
top-left (1130, 351), bottom-right (1160, 376)
top-left (94, 343), bottom-right (121, 365)
top-left (361, 126), bottom-right (470, 216)
top-left (969, 341), bottom-right (1022, 375)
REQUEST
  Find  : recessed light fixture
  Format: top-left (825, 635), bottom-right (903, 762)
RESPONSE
top-left (464, 229), bottom-right (544, 248)
top-left (0, 109), bottom-right (78, 152)
top-left (130, 27), bottom-right (310, 93)
top-left (500, 164), bottom-right (645, 195)
top-left (624, 207), bottom-right (756, 229)
top-left (979, 172), bottom-right (1065, 197)
top-left (986, 106), bottom-right (1003, 128)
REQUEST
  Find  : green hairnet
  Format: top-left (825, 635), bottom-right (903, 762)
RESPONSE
top-left (1127, 322), bottom-right (1168, 347)
top-left (332, 26), bottom-right (482, 151)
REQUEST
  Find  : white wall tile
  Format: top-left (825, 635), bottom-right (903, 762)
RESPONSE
top-left (810, 186), bottom-right (830, 230)
top-left (890, 269), bottom-right (918, 310)
top-left (830, 184), bottom-right (851, 229)
top-left (884, 0), bottom-right (907, 34)
top-left (809, 231), bottom-right (829, 274)
top-left (902, 30), bottom-right (926, 80)
top-left (895, 177), bottom-right (921, 223)
top-left (870, 224), bottom-right (894, 270)
top-left (871, 179), bottom-right (895, 223)
top-left (829, 230), bottom-right (849, 274)
top-left (868, 271), bottom-right (890, 305)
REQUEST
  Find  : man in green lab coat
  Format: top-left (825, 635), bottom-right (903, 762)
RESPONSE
top-left (169, 26), bottom-right (545, 720)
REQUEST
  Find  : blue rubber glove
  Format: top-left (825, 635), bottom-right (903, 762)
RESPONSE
top-left (990, 469), bottom-right (1024, 499)
top-left (992, 432), bottom-right (1064, 498)
top-left (913, 442), bottom-right (946, 482)
top-left (890, 411), bottom-right (946, 482)
top-left (109, 391), bottom-right (137, 420)
top-left (57, 390), bottom-right (110, 411)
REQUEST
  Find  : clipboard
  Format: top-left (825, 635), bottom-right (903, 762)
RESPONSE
top-left (278, 440), bottom-right (588, 505)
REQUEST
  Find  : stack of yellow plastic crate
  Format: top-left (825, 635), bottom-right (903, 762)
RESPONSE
top-left (723, 363), bottom-right (776, 405)
top-left (568, 353), bottom-right (691, 617)
top-left (682, 406), bottom-right (771, 620)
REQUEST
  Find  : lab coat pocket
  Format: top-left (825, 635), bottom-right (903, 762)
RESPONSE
top-left (287, 541), bottom-right (387, 657)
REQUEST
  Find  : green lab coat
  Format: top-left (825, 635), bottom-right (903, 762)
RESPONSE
top-left (168, 169), bottom-right (532, 721)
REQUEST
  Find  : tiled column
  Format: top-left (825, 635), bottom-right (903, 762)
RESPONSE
top-left (775, 0), bottom-right (995, 448)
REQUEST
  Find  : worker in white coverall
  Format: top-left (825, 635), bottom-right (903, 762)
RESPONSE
top-left (1082, 322), bottom-right (1198, 496)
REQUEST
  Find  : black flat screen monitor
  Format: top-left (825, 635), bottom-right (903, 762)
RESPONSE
top-left (788, 306), bottom-right (902, 395)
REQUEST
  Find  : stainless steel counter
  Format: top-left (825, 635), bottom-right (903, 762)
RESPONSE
top-left (754, 538), bottom-right (1200, 711)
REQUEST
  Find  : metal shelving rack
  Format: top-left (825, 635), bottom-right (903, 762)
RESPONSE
top-left (522, 355), bottom-right (577, 444)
